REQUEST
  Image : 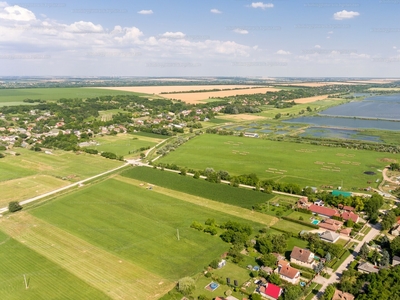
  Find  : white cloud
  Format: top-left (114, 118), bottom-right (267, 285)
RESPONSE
top-left (333, 10), bottom-right (360, 20)
top-left (66, 21), bottom-right (104, 33)
top-left (137, 10), bottom-right (153, 15)
top-left (315, 45), bottom-right (321, 48)
top-left (114, 27), bottom-right (144, 43)
top-left (0, 4), bottom-right (36, 21)
top-left (161, 31), bottom-right (185, 39)
top-left (233, 28), bottom-right (248, 34)
top-left (276, 49), bottom-right (290, 55)
top-left (210, 8), bottom-right (222, 14)
top-left (393, 46), bottom-right (397, 49)
top-left (328, 31), bottom-right (333, 34)
top-left (250, 2), bottom-right (274, 9)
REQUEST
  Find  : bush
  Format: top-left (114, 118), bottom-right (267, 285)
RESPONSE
top-left (8, 201), bottom-right (22, 212)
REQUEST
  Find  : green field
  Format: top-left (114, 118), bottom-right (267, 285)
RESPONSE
top-left (0, 87), bottom-right (152, 106)
top-left (30, 178), bottom-right (265, 281)
top-left (272, 219), bottom-right (316, 235)
top-left (121, 167), bottom-right (275, 209)
top-left (0, 231), bottom-right (110, 300)
top-left (0, 149), bottom-right (122, 206)
top-left (157, 134), bottom-right (397, 189)
top-left (87, 134), bottom-right (159, 157)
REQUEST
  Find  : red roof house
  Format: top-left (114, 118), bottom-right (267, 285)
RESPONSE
top-left (260, 283), bottom-right (283, 300)
top-left (308, 204), bottom-right (337, 217)
top-left (341, 211), bottom-right (359, 223)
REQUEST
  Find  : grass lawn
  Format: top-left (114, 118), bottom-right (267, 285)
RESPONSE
top-left (29, 178), bottom-right (266, 281)
top-left (122, 167), bottom-right (275, 210)
top-left (0, 149), bottom-right (123, 206)
top-left (304, 283), bottom-right (322, 300)
top-left (158, 133), bottom-right (396, 189)
top-left (0, 230), bottom-right (110, 300)
top-left (0, 87), bottom-right (150, 106)
top-left (272, 219), bottom-right (317, 235)
top-left (336, 238), bottom-right (348, 247)
top-left (287, 211), bottom-right (314, 222)
top-left (87, 133), bottom-right (158, 157)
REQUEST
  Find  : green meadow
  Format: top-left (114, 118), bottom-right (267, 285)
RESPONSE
top-left (157, 134), bottom-right (397, 189)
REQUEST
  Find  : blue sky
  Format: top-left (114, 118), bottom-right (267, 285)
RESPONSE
top-left (0, 0), bottom-right (399, 77)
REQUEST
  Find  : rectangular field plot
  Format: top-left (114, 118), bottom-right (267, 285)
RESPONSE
top-left (0, 231), bottom-right (110, 300)
top-left (29, 178), bottom-right (262, 280)
top-left (271, 219), bottom-right (316, 235)
top-left (157, 134), bottom-right (396, 189)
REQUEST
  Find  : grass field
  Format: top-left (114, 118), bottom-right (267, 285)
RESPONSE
top-left (29, 178), bottom-right (267, 281)
top-left (0, 87), bottom-right (150, 106)
top-left (0, 230), bottom-right (110, 300)
top-left (121, 167), bottom-right (275, 209)
top-left (87, 134), bottom-right (158, 157)
top-left (271, 219), bottom-right (316, 235)
top-left (157, 134), bottom-right (397, 189)
top-left (0, 148), bottom-right (122, 205)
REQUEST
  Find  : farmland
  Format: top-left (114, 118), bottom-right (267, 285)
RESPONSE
top-left (0, 230), bottom-right (110, 300)
top-left (0, 87), bottom-right (150, 106)
top-left (0, 149), bottom-right (122, 206)
top-left (157, 134), bottom-right (397, 189)
top-left (86, 134), bottom-right (159, 158)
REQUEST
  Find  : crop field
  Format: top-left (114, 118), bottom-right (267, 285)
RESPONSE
top-left (121, 167), bottom-right (275, 209)
top-left (29, 178), bottom-right (266, 282)
top-left (86, 134), bottom-right (158, 157)
top-left (0, 87), bottom-right (149, 106)
top-left (0, 149), bottom-right (122, 205)
top-left (0, 230), bottom-right (110, 300)
top-left (157, 134), bottom-right (397, 189)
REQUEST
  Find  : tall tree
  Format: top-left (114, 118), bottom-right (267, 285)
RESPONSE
top-left (359, 243), bottom-right (369, 260)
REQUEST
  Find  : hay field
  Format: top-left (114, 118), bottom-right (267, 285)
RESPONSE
top-left (275, 82), bottom-right (357, 87)
top-left (157, 134), bottom-right (397, 189)
top-left (369, 87), bottom-right (400, 91)
top-left (217, 114), bottom-right (267, 121)
top-left (291, 95), bottom-right (331, 104)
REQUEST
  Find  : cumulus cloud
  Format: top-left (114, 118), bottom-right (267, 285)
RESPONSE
top-left (333, 10), bottom-right (360, 20)
top-left (0, 3), bottom-right (36, 21)
top-left (250, 2), bottom-right (274, 9)
top-left (233, 28), bottom-right (248, 34)
top-left (114, 27), bottom-right (144, 43)
top-left (138, 9), bottom-right (153, 15)
top-left (210, 8), bottom-right (222, 14)
top-left (161, 31), bottom-right (185, 39)
top-left (276, 49), bottom-right (290, 55)
top-left (66, 21), bottom-right (104, 33)
top-left (315, 45), bottom-right (321, 48)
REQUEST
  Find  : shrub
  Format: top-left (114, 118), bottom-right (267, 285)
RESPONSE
top-left (8, 201), bottom-right (22, 213)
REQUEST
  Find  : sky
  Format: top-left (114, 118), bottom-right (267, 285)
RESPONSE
top-left (0, 0), bottom-right (399, 77)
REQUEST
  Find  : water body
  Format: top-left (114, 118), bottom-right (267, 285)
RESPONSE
top-left (284, 116), bottom-right (400, 131)
top-left (320, 94), bottom-right (400, 120)
top-left (300, 127), bottom-right (382, 143)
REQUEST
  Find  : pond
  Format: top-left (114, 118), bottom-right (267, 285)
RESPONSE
top-left (299, 127), bottom-right (382, 142)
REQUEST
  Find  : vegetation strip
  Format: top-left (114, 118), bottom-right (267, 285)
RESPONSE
top-left (0, 213), bottom-right (173, 300)
top-left (115, 175), bottom-right (279, 227)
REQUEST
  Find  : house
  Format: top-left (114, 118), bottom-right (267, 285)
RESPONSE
top-left (297, 197), bottom-right (309, 209)
top-left (243, 132), bottom-right (259, 138)
top-left (314, 199), bottom-right (324, 206)
top-left (357, 261), bottom-right (379, 274)
top-left (392, 256), bottom-right (400, 267)
top-left (276, 260), bottom-right (300, 284)
top-left (390, 224), bottom-right (400, 236)
top-left (290, 247), bottom-right (315, 269)
top-left (218, 259), bottom-right (226, 268)
top-left (340, 228), bottom-right (352, 236)
top-left (332, 289), bottom-right (355, 300)
top-left (308, 204), bottom-right (337, 218)
top-left (320, 231), bottom-right (340, 243)
top-left (261, 266), bottom-right (273, 275)
top-left (319, 219), bottom-right (343, 232)
top-left (215, 296), bottom-right (239, 300)
top-left (343, 206), bottom-right (355, 212)
top-left (341, 211), bottom-right (359, 223)
top-left (259, 283), bottom-right (283, 300)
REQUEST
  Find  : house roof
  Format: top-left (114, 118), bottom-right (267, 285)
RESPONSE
top-left (291, 246), bottom-right (313, 263)
top-left (324, 219), bottom-right (343, 226)
top-left (393, 255), bottom-right (400, 262)
top-left (279, 264), bottom-right (300, 279)
top-left (263, 283), bottom-right (282, 299)
top-left (343, 206), bottom-right (355, 211)
top-left (342, 211), bottom-right (359, 223)
top-left (278, 260), bottom-right (289, 268)
top-left (340, 228), bottom-right (352, 235)
top-left (358, 262), bottom-right (379, 273)
top-left (309, 204), bottom-right (337, 217)
top-left (319, 222), bottom-right (339, 232)
top-left (320, 231), bottom-right (340, 243)
top-left (333, 289), bottom-right (355, 300)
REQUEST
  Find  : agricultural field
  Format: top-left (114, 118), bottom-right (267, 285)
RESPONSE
top-left (157, 134), bottom-right (398, 189)
top-left (121, 167), bottom-right (275, 210)
top-left (0, 149), bottom-right (122, 206)
top-left (0, 230), bottom-right (110, 300)
top-left (0, 87), bottom-right (149, 106)
top-left (29, 178), bottom-right (266, 281)
top-left (86, 133), bottom-right (159, 158)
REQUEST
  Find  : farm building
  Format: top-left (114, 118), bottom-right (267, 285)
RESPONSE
top-left (308, 204), bottom-right (338, 218)
top-left (259, 283), bottom-right (283, 300)
top-left (276, 260), bottom-right (300, 284)
top-left (332, 190), bottom-right (352, 197)
top-left (320, 231), bottom-right (340, 243)
top-left (290, 246), bottom-right (315, 269)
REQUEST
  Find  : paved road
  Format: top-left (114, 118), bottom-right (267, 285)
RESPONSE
top-left (0, 162), bottom-right (130, 214)
top-left (313, 223), bottom-right (381, 299)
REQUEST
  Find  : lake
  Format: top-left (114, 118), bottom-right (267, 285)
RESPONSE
top-left (299, 127), bottom-right (382, 142)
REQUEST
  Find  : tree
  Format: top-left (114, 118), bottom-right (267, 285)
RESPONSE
top-left (315, 261), bottom-right (324, 274)
top-left (258, 253), bottom-right (277, 268)
top-left (345, 218), bottom-right (354, 228)
top-left (359, 243), bottom-right (369, 259)
top-left (325, 252), bottom-right (331, 262)
top-left (381, 250), bottom-right (390, 267)
top-left (193, 171), bottom-right (200, 179)
top-left (177, 277), bottom-right (195, 296)
top-left (180, 168), bottom-right (187, 176)
top-left (140, 152), bottom-right (145, 159)
top-left (391, 236), bottom-right (400, 256)
top-left (271, 234), bottom-right (287, 254)
top-left (8, 201), bottom-right (22, 213)
top-left (209, 259), bottom-right (219, 269)
top-left (381, 211), bottom-right (396, 230)
top-left (371, 249), bottom-right (380, 264)
top-left (274, 113), bottom-right (281, 119)
top-left (320, 284), bottom-right (336, 300)
top-left (268, 273), bottom-right (281, 285)
top-left (251, 293), bottom-right (262, 300)
top-left (282, 284), bottom-right (303, 300)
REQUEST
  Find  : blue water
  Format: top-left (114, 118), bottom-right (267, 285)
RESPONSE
top-left (260, 129), bottom-right (273, 133)
top-left (285, 116), bottom-right (400, 131)
top-left (312, 220), bottom-right (320, 225)
top-left (300, 127), bottom-right (382, 142)
top-left (275, 130), bottom-right (289, 134)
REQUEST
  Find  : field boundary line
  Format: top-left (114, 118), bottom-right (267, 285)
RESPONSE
top-left (114, 175), bottom-right (279, 227)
